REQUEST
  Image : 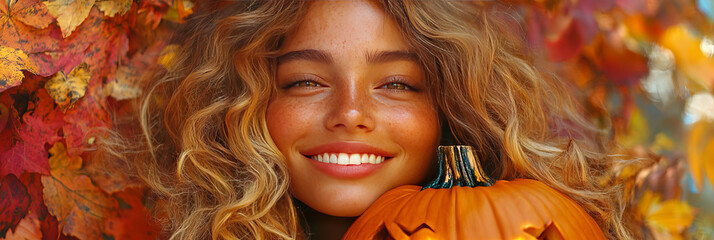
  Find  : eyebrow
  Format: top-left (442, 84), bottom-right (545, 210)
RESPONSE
top-left (276, 49), bottom-right (419, 65)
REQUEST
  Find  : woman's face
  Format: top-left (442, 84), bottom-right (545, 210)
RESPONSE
top-left (267, 0), bottom-right (440, 217)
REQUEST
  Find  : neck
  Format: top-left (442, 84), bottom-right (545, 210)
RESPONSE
top-left (295, 200), bottom-right (357, 240)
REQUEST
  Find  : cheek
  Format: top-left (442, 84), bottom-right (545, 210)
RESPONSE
top-left (266, 99), bottom-right (314, 152)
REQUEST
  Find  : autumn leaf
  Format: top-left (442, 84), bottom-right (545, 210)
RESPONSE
top-left (638, 191), bottom-right (697, 239)
top-left (659, 25), bottom-right (714, 91)
top-left (104, 188), bottom-right (162, 240)
top-left (0, 0), bottom-right (59, 54)
top-left (0, 174), bottom-right (30, 238)
top-left (44, 0), bottom-right (95, 38)
top-left (32, 8), bottom-right (104, 78)
top-left (0, 47), bottom-right (38, 93)
top-left (158, 44), bottom-right (178, 70)
top-left (686, 120), bottom-right (714, 191)
top-left (0, 114), bottom-right (62, 177)
top-left (0, 211), bottom-right (41, 240)
top-left (63, 83), bottom-right (110, 157)
top-left (41, 142), bottom-right (115, 240)
top-left (95, 0), bottom-right (132, 18)
top-left (44, 63), bottom-right (90, 111)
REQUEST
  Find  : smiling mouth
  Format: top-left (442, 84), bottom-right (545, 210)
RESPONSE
top-left (306, 153), bottom-right (392, 165)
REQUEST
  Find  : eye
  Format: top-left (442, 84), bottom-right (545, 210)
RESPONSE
top-left (382, 82), bottom-right (411, 90)
top-left (378, 77), bottom-right (415, 91)
top-left (285, 79), bottom-right (323, 89)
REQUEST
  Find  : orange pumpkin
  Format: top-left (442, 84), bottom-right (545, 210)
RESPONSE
top-left (343, 146), bottom-right (606, 240)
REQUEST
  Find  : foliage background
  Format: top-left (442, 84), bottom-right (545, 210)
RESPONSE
top-left (0, 0), bottom-right (713, 239)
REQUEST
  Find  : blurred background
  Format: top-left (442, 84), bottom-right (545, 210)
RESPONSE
top-left (0, 0), bottom-right (713, 239)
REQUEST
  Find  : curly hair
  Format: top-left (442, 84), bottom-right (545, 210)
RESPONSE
top-left (98, 0), bottom-right (636, 239)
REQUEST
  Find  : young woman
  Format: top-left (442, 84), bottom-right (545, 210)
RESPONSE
top-left (103, 0), bottom-right (635, 239)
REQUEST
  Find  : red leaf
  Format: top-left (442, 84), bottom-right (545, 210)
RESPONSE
top-left (62, 84), bottom-right (110, 157)
top-left (0, 174), bottom-right (31, 238)
top-left (104, 188), bottom-right (162, 240)
top-left (0, 114), bottom-right (62, 177)
top-left (545, 17), bottom-right (585, 61)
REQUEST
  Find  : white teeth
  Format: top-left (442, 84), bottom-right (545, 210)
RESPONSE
top-left (338, 153), bottom-right (349, 165)
top-left (311, 153), bottom-right (388, 165)
top-left (349, 154), bottom-right (361, 165)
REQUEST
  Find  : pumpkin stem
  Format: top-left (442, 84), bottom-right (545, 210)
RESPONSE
top-left (423, 145), bottom-right (494, 189)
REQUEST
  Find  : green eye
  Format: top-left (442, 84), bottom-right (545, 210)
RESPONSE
top-left (382, 82), bottom-right (410, 90)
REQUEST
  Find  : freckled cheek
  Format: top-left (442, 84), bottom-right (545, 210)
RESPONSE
top-left (380, 105), bottom-right (440, 151)
top-left (266, 99), bottom-right (322, 151)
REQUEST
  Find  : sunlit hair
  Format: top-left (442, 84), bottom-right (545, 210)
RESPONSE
top-left (99, 0), bottom-right (636, 239)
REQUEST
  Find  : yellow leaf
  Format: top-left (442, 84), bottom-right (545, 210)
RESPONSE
top-left (687, 120), bottom-right (714, 191)
top-left (0, 46), bottom-right (38, 93)
top-left (95, 0), bottom-right (131, 18)
top-left (647, 200), bottom-right (696, 234)
top-left (659, 25), bottom-right (714, 91)
top-left (44, 63), bottom-right (90, 111)
top-left (158, 44), bottom-right (179, 69)
top-left (44, 0), bottom-right (96, 38)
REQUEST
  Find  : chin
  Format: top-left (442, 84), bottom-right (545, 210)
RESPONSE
top-left (308, 200), bottom-right (372, 217)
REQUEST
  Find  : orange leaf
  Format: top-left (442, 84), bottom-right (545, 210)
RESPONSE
top-left (659, 25), bottom-right (714, 91)
top-left (0, 0), bottom-right (59, 54)
top-left (41, 142), bottom-right (115, 240)
top-left (43, 0), bottom-right (95, 38)
top-left (686, 120), bottom-right (714, 191)
top-left (0, 47), bottom-right (37, 93)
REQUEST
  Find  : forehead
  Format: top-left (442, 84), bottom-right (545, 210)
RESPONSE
top-left (280, 0), bottom-right (410, 53)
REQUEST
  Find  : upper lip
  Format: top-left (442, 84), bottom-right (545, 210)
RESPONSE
top-left (301, 142), bottom-right (394, 157)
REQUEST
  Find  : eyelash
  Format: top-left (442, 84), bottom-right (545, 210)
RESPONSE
top-left (282, 77), bottom-right (416, 91)
top-left (379, 77), bottom-right (416, 91)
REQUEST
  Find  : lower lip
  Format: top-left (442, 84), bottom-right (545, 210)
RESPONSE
top-left (307, 157), bottom-right (388, 179)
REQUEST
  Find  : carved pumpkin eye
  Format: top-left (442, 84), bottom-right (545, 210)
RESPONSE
top-left (343, 146), bottom-right (606, 240)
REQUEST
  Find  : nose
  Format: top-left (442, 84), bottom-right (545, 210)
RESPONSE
top-left (324, 81), bottom-right (375, 133)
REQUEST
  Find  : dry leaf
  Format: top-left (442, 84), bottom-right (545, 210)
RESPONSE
top-left (95, 0), bottom-right (132, 18)
top-left (41, 142), bottom-right (115, 240)
top-left (0, 47), bottom-right (38, 93)
top-left (44, 63), bottom-right (90, 111)
top-left (43, 0), bottom-right (96, 38)
top-left (0, 212), bottom-right (41, 240)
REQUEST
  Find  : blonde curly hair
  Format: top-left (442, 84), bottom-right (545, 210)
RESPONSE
top-left (99, 0), bottom-right (636, 239)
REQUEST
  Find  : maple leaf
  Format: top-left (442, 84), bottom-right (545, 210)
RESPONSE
top-left (0, 114), bottom-right (62, 177)
top-left (0, 174), bottom-right (31, 238)
top-left (104, 188), bottom-right (162, 240)
top-left (43, 0), bottom-right (96, 38)
top-left (0, 103), bottom-right (8, 133)
top-left (63, 82), bottom-right (110, 157)
top-left (95, 0), bottom-right (132, 18)
top-left (44, 63), bottom-right (90, 111)
top-left (0, 211), bottom-right (41, 240)
top-left (0, 46), bottom-right (38, 93)
top-left (31, 8), bottom-right (103, 78)
top-left (41, 142), bottom-right (116, 240)
top-left (0, 0), bottom-right (59, 54)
